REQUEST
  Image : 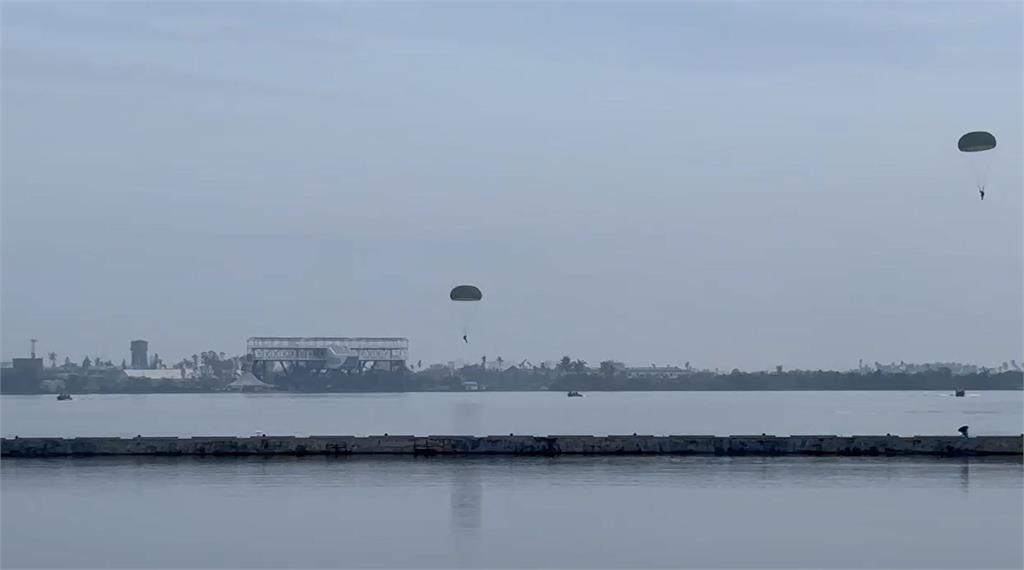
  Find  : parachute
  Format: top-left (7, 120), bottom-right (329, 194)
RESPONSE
top-left (450, 285), bottom-right (483, 302)
top-left (957, 131), bottom-right (997, 197)
top-left (957, 131), bottom-right (996, 152)
top-left (449, 285), bottom-right (482, 342)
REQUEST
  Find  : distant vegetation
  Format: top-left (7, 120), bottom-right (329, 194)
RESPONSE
top-left (542, 369), bottom-right (1023, 392)
top-left (2, 353), bottom-right (1021, 394)
top-left (412, 364), bottom-right (1022, 393)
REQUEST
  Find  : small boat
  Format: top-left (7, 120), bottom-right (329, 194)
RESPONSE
top-left (567, 391), bottom-right (583, 398)
top-left (954, 389), bottom-right (965, 397)
top-left (56, 393), bottom-right (72, 401)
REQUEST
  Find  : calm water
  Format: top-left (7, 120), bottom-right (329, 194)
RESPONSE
top-left (2, 456), bottom-right (1021, 569)
top-left (2, 391), bottom-right (1022, 437)
top-left (3, 392), bottom-right (1022, 569)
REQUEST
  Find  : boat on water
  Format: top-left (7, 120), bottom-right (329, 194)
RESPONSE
top-left (56, 393), bottom-right (72, 401)
top-left (954, 389), bottom-right (966, 397)
top-left (567, 391), bottom-right (583, 397)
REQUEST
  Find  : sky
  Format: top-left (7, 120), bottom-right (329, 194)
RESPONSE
top-left (1, 1), bottom-right (1021, 370)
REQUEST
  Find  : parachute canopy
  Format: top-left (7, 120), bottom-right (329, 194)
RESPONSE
top-left (450, 285), bottom-right (482, 302)
top-left (958, 131), bottom-right (996, 153)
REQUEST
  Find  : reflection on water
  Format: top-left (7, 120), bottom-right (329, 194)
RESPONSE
top-left (451, 401), bottom-right (482, 435)
top-left (2, 456), bottom-right (1020, 569)
top-left (449, 401), bottom-right (485, 535)
top-left (450, 460), bottom-right (482, 533)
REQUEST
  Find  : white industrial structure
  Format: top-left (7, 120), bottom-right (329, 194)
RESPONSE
top-left (246, 337), bottom-right (409, 382)
top-left (124, 369), bottom-right (186, 381)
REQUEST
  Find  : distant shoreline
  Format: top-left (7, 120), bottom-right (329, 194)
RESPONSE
top-left (3, 369), bottom-right (1021, 395)
top-left (2, 386), bottom-right (1021, 396)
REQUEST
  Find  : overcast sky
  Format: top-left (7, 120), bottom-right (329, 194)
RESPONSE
top-left (2, 2), bottom-right (1021, 370)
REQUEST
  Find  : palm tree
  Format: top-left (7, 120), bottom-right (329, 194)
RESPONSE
top-left (558, 356), bottom-right (572, 373)
top-left (47, 352), bottom-right (57, 368)
top-left (599, 360), bottom-right (617, 377)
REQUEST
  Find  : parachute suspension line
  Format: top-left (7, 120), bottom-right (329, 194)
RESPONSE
top-left (957, 131), bottom-right (997, 196)
top-left (972, 149), bottom-right (993, 188)
top-left (450, 284), bottom-right (482, 345)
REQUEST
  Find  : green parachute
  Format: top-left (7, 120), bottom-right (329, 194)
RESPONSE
top-left (449, 285), bottom-right (483, 302)
top-left (450, 285), bottom-right (482, 342)
top-left (957, 131), bottom-right (996, 152)
top-left (957, 131), bottom-right (997, 198)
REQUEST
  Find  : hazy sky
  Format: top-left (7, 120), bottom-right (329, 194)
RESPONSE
top-left (2, 2), bottom-right (1021, 370)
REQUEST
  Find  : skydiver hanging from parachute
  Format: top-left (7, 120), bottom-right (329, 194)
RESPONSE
top-left (957, 131), bottom-right (996, 201)
top-left (450, 285), bottom-right (482, 344)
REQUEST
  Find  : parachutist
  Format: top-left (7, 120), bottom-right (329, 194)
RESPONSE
top-left (959, 131), bottom-right (996, 197)
top-left (450, 285), bottom-right (481, 346)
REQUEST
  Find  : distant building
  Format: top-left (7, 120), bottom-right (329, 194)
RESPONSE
top-left (124, 369), bottom-right (184, 381)
top-left (461, 380), bottom-right (480, 391)
top-left (130, 340), bottom-right (149, 369)
top-left (227, 372), bottom-right (272, 392)
top-left (247, 337), bottom-right (409, 382)
top-left (625, 366), bottom-right (685, 379)
top-left (0, 358), bottom-right (45, 393)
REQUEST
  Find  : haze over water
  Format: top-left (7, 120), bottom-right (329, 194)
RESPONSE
top-left (3, 2), bottom-right (1023, 569)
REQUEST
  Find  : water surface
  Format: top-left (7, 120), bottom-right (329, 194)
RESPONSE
top-left (2, 456), bottom-right (1020, 569)
top-left (3, 391), bottom-right (1021, 437)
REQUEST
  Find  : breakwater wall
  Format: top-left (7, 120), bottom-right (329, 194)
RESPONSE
top-left (2, 435), bottom-right (1021, 457)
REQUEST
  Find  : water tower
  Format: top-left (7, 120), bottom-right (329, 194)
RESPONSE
top-left (130, 340), bottom-right (149, 369)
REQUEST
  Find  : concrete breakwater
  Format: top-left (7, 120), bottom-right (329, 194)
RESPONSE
top-left (2, 435), bottom-right (1021, 457)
